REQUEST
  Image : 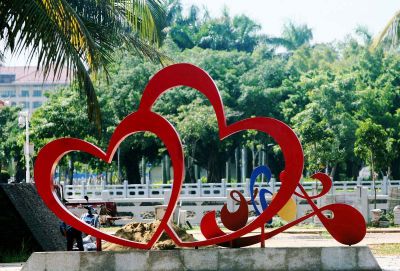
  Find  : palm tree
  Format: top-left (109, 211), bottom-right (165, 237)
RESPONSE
top-left (0, 0), bottom-right (168, 130)
top-left (371, 10), bottom-right (400, 49)
top-left (266, 21), bottom-right (313, 51)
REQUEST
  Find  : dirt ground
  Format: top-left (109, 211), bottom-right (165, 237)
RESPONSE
top-left (102, 221), bottom-right (195, 250)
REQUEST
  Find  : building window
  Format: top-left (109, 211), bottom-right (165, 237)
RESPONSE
top-left (33, 101), bottom-right (42, 109)
top-left (20, 90), bottom-right (29, 97)
top-left (20, 102), bottom-right (29, 109)
top-left (0, 90), bottom-right (16, 98)
top-left (33, 90), bottom-right (42, 97)
top-left (0, 74), bottom-right (16, 83)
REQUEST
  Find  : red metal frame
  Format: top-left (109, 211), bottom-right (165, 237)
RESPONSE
top-left (34, 63), bottom-right (366, 249)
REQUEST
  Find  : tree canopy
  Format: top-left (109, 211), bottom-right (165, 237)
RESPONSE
top-left (3, 1), bottom-right (400, 184)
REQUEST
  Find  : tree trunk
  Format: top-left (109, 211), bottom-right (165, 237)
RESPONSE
top-left (122, 150), bottom-right (141, 184)
top-left (251, 145), bottom-right (256, 170)
top-left (235, 148), bottom-right (240, 182)
top-left (141, 157), bottom-right (146, 184)
top-left (165, 155), bottom-right (171, 181)
top-left (371, 152), bottom-right (377, 209)
top-left (185, 156), bottom-right (196, 183)
top-left (68, 155), bottom-right (74, 185)
top-left (329, 164), bottom-right (337, 181)
top-left (207, 153), bottom-right (222, 183)
top-left (225, 157), bottom-right (231, 182)
top-left (15, 161), bottom-right (24, 183)
top-left (162, 155), bottom-right (167, 184)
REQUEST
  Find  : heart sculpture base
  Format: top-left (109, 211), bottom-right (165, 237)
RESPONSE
top-left (21, 246), bottom-right (381, 271)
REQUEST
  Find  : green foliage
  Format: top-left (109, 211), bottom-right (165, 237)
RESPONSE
top-left (267, 21), bottom-right (313, 51)
top-left (354, 119), bottom-right (393, 176)
top-left (0, 106), bottom-right (24, 181)
top-left (16, 2), bottom-right (400, 184)
top-left (166, 4), bottom-right (261, 52)
top-left (0, 238), bottom-right (32, 262)
top-left (0, 170), bottom-right (10, 183)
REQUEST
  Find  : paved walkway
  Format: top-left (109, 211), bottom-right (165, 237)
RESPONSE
top-left (0, 263), bottom-right (23, 271)
top-left (376, 256), bottom-right (400, 271)
top-left (188, 229), bottom-right (400, 247)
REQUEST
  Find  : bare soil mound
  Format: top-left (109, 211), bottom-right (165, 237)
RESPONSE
top-left (103, 220), bottom-right (195, 250)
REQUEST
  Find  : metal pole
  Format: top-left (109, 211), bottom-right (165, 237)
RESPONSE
top-left (25, 113), bottom-right (30, 183)
top-left (261, 148), bottom-right (266, 182)
top-left (241, 147), bottom-right (247, 183)
top-left (117, 148), bottom-right (121, 183)
top-left (225, 157), bottom-right (231, 183)
top-left (235, 148), bottom-right (240, 182)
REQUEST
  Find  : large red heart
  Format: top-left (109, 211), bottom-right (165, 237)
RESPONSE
top-left (35, 63), bottom-right (304, 248)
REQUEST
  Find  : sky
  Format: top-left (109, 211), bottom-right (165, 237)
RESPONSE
top-left (180, 0), bottom-right (398, 43)
top-left (2, 0), bottom-right (399, 66)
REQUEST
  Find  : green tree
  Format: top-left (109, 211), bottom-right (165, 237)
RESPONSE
top-left (173, 99), bottom-right (235, 183)
top-left (31, 52), bottom-right (163, 184)
top-left (354, 118), bottom-right (396, 207)
top-left (354, 119), bottom-right (393, 179)
top-left (0, 105), bottom-right (23, 182)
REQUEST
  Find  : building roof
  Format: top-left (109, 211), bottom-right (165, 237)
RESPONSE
top-left (0, 66), bottom-right (70, 85)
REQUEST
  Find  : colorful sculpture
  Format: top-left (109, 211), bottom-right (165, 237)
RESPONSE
top-left (34, 63), bottom-right (366, 249)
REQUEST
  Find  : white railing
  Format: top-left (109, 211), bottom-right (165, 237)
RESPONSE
top-left (66, 193), bottom-right (391, 226)
top-left (62, 178), bottom-right (400, 226)
top-left (63, 178), bottom-right (400, 200)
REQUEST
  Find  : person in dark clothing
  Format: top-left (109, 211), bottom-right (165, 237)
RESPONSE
top-left (60, 222), bottom-right (84, 251)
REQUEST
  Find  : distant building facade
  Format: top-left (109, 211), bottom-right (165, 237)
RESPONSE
top-left (0, 66), bottom-right (69, 111)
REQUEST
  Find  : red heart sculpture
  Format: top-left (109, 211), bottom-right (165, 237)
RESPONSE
top-left (35, 111), bottom-right (184, 249)
top-left (34, 63), bottom-right (304, 248)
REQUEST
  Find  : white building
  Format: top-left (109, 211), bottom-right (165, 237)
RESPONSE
top-left (0, 66), bottom-right (69, 111)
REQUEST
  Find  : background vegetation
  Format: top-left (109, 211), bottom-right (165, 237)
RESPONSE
top-left (2, 0), bottom-right (400, 184)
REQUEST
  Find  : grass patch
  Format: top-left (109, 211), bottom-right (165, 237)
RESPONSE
top-left (0, 249), bottom-right (31, 263)
top-left (369, 243), bottom-right (400, 256)
top-left (0, 238), bottom-right (35, 263)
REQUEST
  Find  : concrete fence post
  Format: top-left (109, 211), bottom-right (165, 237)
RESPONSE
top-left (355, 185), bottom-right (369, 222)
top-left (60, 181), bottom-right (65, 199)
top-left (357, 176), bottom-right (362, 186)
top-left (226, 188), bottom-right (235, 212)
top-left (146, 181), bottom-right (150, 197)
top-left (312, 182), bottom-right (317, 197)
top-left (245, 178), bottom-right (250, 196)
top-left (221, 179), bottom-right (226, 197)
top-left (383, 176), bottom-right (389, 195)
top-left (101, 180), bottom-right (106, 190)
top-left (123, 180), bottom-right (128, 198)
top-left (271, 177), bottom-right (276, 193)
top-left (163, 189), bottom-right (171, 205)
top-left (81, 180), bottom-right (87, 197)
top-left (197, 179), bottom-right (202, 197)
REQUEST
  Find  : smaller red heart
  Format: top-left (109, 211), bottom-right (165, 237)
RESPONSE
top-left (35, 110), bottom-right (184, 249)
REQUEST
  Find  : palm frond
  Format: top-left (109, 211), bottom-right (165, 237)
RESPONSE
top-left (265, 37), bottom-right (295, 51)
top-left (371, 10), bottom-right (400, 49)
top-left (2, 0), bottom-right (167, 134)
